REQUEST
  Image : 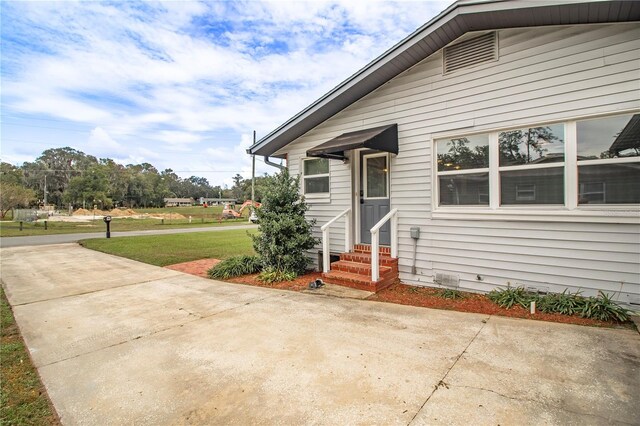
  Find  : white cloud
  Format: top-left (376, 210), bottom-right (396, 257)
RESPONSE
top-left (1, 0), bottom-right (450, 184)
top-left (87, 127), bottom-right (123, 155)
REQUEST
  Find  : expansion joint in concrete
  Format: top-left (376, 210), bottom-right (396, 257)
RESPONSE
top-left (10, 277), bottom-right (177, 307)
top-left (39, 293), bottom-right (282, 368)
top-left (407, 316), bottom-right (490, 426)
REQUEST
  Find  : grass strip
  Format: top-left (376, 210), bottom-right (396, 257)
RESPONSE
top-left (1, 288), bottom-right (59, 425)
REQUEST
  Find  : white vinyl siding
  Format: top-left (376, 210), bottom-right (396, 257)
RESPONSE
top-left (275, 23), bottom-right (640, 306)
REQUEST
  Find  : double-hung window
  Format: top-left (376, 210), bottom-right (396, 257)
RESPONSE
top-left (435, 112), bottom-right (639, 214)
top-left (436, 134), bottom-right (489, 205)
top-left (576, 114), bottom-right (640, 204)
top-left (302, 158), bottom-right (330, 198)
top-left (498, 124), bottom-right (565, 205)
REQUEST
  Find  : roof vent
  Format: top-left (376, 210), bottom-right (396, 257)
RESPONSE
top-left (444, 32), bottom-right (497, 74)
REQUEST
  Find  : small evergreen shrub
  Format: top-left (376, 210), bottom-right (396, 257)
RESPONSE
top-left (208, 255), bottom-right (262, 279)
top-left (251, 168), bottom-right (319, 279)
top-left (580, 291), bottom-right (630, 322)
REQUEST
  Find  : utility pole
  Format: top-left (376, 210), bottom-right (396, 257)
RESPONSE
top-left (43, 174), bottom-right (47, 206)
top-left (250, 130), bottom-right (256, 223)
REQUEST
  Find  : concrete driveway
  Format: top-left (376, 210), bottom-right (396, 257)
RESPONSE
top-left (1, 244), bottom-right (638, 425)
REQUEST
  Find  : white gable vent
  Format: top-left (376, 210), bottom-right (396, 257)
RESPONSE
top-left (443, 32), bottom-right (497, 74)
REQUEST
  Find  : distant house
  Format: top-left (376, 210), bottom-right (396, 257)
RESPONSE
top-left (249, 0), bottom-right (640, 307)
top-left (164, 198), bottom-right (193, 207)
top-left (198, 197), bottom-right (238, 206)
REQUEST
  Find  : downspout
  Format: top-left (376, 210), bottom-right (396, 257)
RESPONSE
top-left (264, 156), bottom-right (285, 170)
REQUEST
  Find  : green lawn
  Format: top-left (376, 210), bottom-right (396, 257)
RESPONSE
top-left (79, 229), bottom-right (256, 266)
top-left (1, 288), bottom-right (59, 425)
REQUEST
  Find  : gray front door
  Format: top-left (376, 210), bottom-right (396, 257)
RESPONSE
top-left (360, 151), bottom-right (390, 245)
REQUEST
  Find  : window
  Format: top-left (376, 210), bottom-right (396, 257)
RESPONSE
top-left (364, 154), bottom-right (388, 199)
top-left (577, 114), bottom-right (640, 204)
top-left (302, 158), bottom-right (329, 195)
top-left (436, 134), bottom-right (489, 205)
top-left (499, 124), bottom-right (565, 205)
top-left (435, 112), bottom-right (640, 213)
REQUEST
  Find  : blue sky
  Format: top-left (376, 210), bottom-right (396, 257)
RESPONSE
top-left (1, 0), bottom-right (450, 187)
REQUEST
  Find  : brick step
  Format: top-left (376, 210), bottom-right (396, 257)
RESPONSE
top-left (340, 252), bottom-right (398, 270)
top-left (331, 260), bottom-right (395, 277)
top-left (353, 244), bottom-right (391, 255)
top-left (322, 270), bottom-right (396, 293)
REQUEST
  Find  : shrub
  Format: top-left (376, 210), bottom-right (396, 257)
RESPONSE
top-left (488, 286), bottom-right (538, 309)
top-left (251, 169), bottom-right (319, 278)
top-left (438, 288), bottom-right (464, 299)
top-left (208, 255), bottom-right (262, 280)
top-left (537, 289), bottom-right (585, 315)
top-left (580, 291), bottom-right (630, 322)
top-left (257, 267), bottom-right (297, 284)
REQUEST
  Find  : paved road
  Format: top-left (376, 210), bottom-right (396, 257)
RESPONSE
top-left (2, 244), bottom-right (638, 425)
top-left (0, 224), bottom-right (258, 248)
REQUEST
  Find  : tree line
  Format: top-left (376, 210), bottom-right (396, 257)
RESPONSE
top-left (0, 147), bottom-right (270, 218)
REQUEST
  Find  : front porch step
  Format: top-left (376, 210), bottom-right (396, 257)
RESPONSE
top-left (322, 270), bottom-right (396, 293)
top-left (331, 260), bottom-right (394, 278)
top-left (340, 252), bottom-right (398, 270)
top-left (321, 244), bottom-right (399, 293)
top-left (353, 244), bottom-right (391, 255)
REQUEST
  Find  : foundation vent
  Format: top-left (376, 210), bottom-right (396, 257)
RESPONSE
top-left (444, 32), bottom-right (497, 74)
top-left (434, 272), bottom-right (459, 287)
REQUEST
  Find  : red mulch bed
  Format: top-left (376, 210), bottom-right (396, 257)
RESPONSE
top-left (164, 258), bottom-right (221, 278)
top-left (370, 283), bottom-right (628, 328)
top-left (226, 271), bottom-right (324, 291)
top-left (165, 259), bottom-right (631, 329)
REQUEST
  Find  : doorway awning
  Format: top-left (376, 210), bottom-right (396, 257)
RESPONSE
top-left (306, 124), bottom-right (398, 160)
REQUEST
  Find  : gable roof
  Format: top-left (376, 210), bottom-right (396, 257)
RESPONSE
top-left (248, 0), bottom-right (640, 157)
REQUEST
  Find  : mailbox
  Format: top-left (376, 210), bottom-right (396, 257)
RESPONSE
top-left (103, 215), bottom-right (112, 238)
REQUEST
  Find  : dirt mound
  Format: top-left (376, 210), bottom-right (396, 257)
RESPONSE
top-left (73, 208), bottom-right (100, 216)
top-left (150, 213), bottom-right (186, 219)
top-left (108, 208), bottom-right (137, 217)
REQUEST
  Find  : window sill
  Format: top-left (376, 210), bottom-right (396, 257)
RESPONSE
top-left (432, 207), bottom-right (640, 224)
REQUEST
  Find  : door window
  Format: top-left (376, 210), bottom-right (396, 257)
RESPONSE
top-left (364, 154), bottom-right (388, 199)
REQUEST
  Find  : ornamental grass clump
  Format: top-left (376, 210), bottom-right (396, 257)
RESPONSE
top-left (488, 285), bottom-right (631, 323)
top-left (208, 255), bottom-right (262, 279)
top-left (580, 291), bottom-right (630, 322)
top-left (438, 288), bottom-right (464, 300)
top-left (487, 285), bottom-right (538, 309)
top-left (537, 289), bottom-right (585, 316)
top-left (257, 267), bottom-right (297, 284)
